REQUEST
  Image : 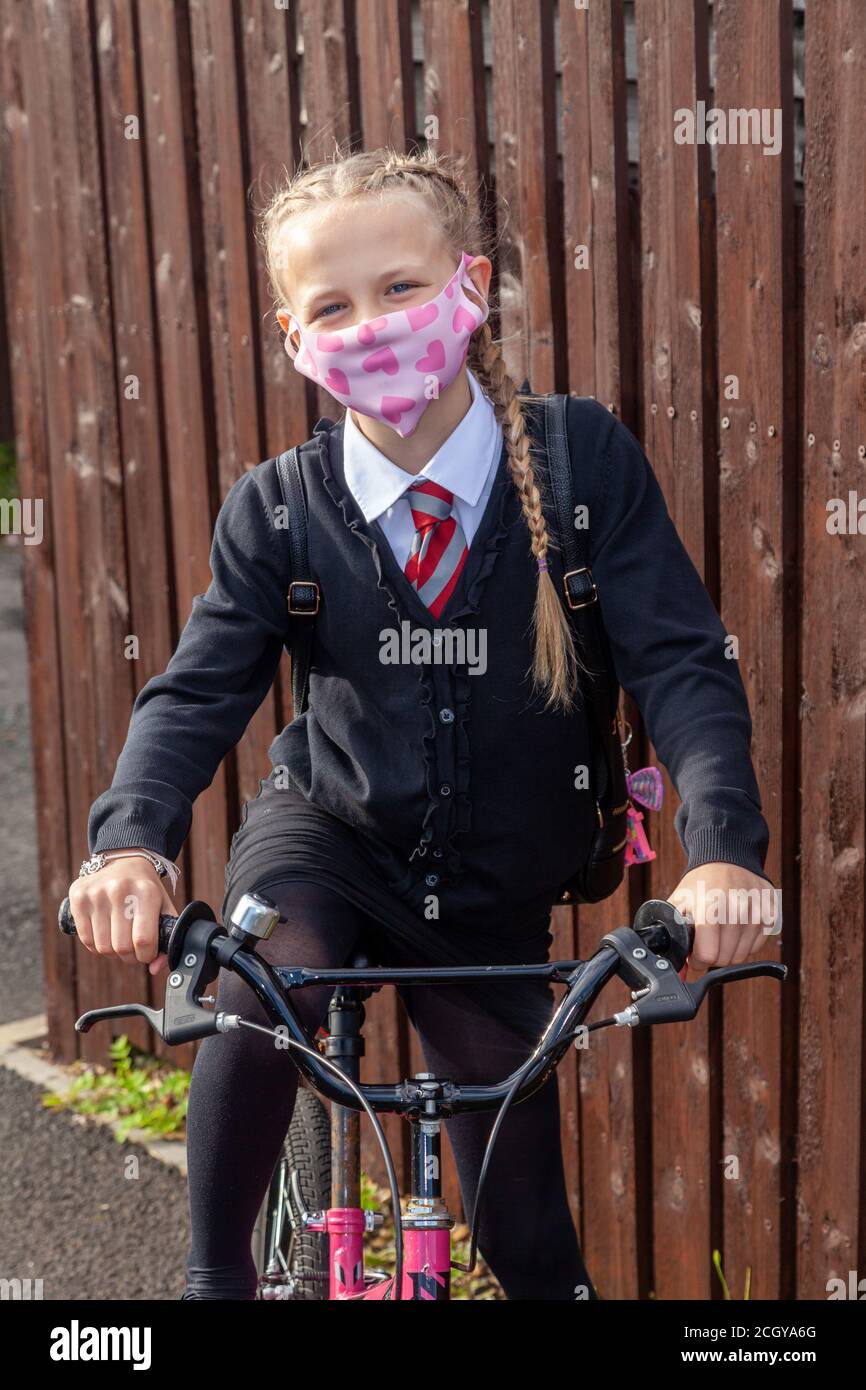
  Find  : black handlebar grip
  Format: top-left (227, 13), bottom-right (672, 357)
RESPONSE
top-left (632, 898), bottom-right (694, 971)
top-left (58, 896), bottom-right (178, 954)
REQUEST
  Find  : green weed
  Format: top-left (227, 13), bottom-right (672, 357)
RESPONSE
top-left (42, 1034), bottom-right (190, 1141)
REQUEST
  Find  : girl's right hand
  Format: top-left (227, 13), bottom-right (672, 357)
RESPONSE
top-left (66, 859), bottom-right (178, 975)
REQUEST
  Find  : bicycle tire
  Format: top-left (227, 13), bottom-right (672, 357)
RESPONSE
top-left (253, 1086), bottom-right (331, 1300)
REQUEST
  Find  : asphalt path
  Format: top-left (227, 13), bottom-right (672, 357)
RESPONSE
top-left (0, 539), bottom-right (191, 1300)
top-left (0, 541), bottom-right (43, 1023)
top-left (0, 1057), bottom-right (190, 1300)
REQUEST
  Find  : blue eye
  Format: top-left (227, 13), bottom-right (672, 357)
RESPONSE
top-left (312, 302), bottom-right (345, 321)
top-left (388, 281), bottom-right (417, 296)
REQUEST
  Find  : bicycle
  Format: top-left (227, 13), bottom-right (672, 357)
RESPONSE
top-left (58, 890), bottom-right (786, 1301)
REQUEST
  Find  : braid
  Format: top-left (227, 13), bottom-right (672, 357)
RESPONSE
top-left (471, 321), bottom-right (583, 714)
top-left (366, 148), bottom-right (469, 200)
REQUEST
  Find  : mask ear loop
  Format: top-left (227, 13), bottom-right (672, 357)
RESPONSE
top-left (282, 313), bottom-right (301, 361)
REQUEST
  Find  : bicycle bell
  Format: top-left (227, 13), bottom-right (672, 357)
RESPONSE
top-left (229, 891), bottom-right (280, 943)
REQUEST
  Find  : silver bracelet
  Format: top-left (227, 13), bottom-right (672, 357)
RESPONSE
top-left (79, 850), bottom-right (180, 895)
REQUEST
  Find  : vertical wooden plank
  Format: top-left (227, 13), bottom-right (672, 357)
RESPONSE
top-left (137, 0), bottom-right (229, 912)
top-left (95, 0), bottom-right (175, 692)
top-left (549, 904), bottom-right (582, 1238)
top-left (239, 0), bottom-right (306, 463)
top-left (94, 0), bottom-right (184, 1059)
top-left (490, 0), bottom-right (561, 391)
top-left (714, 0), bottom-right (794, 1302)
top-left (237, 0), bottom-right (305, 737)
top-left (560, 0), bottom-right (644, 1300)
top-left (419, 0), bottom-right (487, 179)
top-left (14, 0), bottom-right (138, 1062)
top-left (189, 0), bottom-right (284, 811)
top-left (356, 0), bottom-right (414, 151)
top-left (297, 0), bottom-right (360, 162)
top-left (296, 0), bottom-right (361, 424)
top-left (576, 882), bottom-right (649, 1299)
top-left (0, 0), bottom-right (78, 1059)
top-left (636, 0), bottom-right (716, 1299)
top-left (561, 0), bottom-right (633, 417)
top-left (189, 1), bottom-right (259, 494)
top-left (0, 201), bottom-right (12, 443)
top-left (799, 0), bottom-right (866, 1299)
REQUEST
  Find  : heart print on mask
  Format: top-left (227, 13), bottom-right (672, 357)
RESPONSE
top-left (283, 251), bottom-right (490, 438)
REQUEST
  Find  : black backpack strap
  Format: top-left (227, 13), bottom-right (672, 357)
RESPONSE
top-left (542, 393), bottom-right (623, 800)
top-left (275, 445), bottom-right (319, 717)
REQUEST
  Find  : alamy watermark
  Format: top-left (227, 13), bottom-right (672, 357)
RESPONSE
top-left (379, 620), bottom-right (487, 675)
top-left (1, 1276), bottom-right (43, 1299)
top-left (49, 1320), bottom-right (151, 1369)
top-left (826, 492), bottom-right (866, 534)
top-left (674, 881), bottom-right (781, 933)
top-left (674, 102), bottom-right (782, 156)
top-left (0, 497), bottom-right (43, 545)
top-left (826, 1271), bottom-right (866, 1300)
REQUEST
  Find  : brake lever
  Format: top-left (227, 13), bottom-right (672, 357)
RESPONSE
top-left (76, 1002), bottom-right (166, 1036)
top-left (601, 924), bottom-right (786, 1027)
top-left (74, 914), bottom-right (225, 1044)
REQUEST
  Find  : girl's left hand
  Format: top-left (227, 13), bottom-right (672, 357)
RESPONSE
top-left (666, 863), bottom-right (781, 978)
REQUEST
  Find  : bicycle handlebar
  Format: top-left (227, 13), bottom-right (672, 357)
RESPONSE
top-left (57, 892), bottom-right (786, 1118)
top-left (59, 896), bottom-right (177, 956)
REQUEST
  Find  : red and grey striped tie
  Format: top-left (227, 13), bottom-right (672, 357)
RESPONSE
top-left (403, 478), bottom-right (469, 619)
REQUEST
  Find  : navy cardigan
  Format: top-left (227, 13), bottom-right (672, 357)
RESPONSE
top-left (87, 397), bottom-right (770, 919)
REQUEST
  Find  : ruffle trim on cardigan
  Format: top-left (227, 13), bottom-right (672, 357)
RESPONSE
top-left (314, 416), bottom-right (516, 883)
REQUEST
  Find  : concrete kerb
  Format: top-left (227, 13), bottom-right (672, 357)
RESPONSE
top-left (0, 1013), bottom-right (188, 1177)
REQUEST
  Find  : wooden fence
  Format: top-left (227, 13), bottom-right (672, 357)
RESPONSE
top-left (1, 0), bottom-right (863, 1301)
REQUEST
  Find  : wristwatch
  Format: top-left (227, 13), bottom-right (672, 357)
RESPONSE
top-left (78, 850), bottom-right (169, 880)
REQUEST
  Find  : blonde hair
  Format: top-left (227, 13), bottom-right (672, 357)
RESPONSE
top-left (256, 144), bottom-right (581, 714)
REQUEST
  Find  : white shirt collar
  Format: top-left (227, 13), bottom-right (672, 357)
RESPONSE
top-left (342, 369), bottom-right (501, 524)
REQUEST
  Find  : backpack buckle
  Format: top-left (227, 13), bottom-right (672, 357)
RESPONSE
top-left (563, 567), bottom-right (597, 610)
top-left (288, 581), bottom-right (320, 616)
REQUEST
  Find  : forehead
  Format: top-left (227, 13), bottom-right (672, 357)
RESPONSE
top-left (272, 191), bottom-right (451, 305)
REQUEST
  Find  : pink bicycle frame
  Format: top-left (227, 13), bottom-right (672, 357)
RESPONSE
top-left (306, 1073), bottom-right (455, 1300)
top-left (307, 1207), bottom-right (452, 1300)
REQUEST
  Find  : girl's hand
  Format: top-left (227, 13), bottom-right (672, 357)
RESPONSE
top-left (666, 864), bottom-right (781, 979)
top-left (66, 859), bottom-right (178, 976)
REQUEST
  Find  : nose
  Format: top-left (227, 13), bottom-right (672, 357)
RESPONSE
top-left (353, 295), bottom-right (388, 328)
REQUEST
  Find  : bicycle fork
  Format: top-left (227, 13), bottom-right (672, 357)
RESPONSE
top-left (299, 984), bottom-right (455, 1300)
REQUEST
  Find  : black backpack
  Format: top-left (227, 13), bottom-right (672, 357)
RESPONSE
top-left (274, 392), bottom-right (629, 906)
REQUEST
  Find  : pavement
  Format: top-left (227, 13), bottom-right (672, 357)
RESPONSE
top-left (0, 538), bottom-right (191, 1300)
top-left (0, 540), bottom-right (42, 1023)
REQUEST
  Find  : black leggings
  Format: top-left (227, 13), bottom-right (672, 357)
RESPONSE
top-left (184, 880), bottom-right (598, 1300)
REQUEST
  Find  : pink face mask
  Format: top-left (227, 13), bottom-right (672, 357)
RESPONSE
top-left (282, 252), bottom-right (489, 438)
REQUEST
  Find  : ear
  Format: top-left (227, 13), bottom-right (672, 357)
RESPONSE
top-left (275, 308), bottom-right (292, 336)
top-left (463, 255), bottom-right (493, 310)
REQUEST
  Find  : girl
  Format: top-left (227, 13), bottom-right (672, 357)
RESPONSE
top-left (71, 146), bottom-right (773, 1301)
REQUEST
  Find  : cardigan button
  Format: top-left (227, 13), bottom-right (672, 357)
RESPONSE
top-left (439, 783), bottom-right (452, 797)
top-left (438, 708), bottom-right (455, 724)
top-left (425, 872), bottom-right (440, 888)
